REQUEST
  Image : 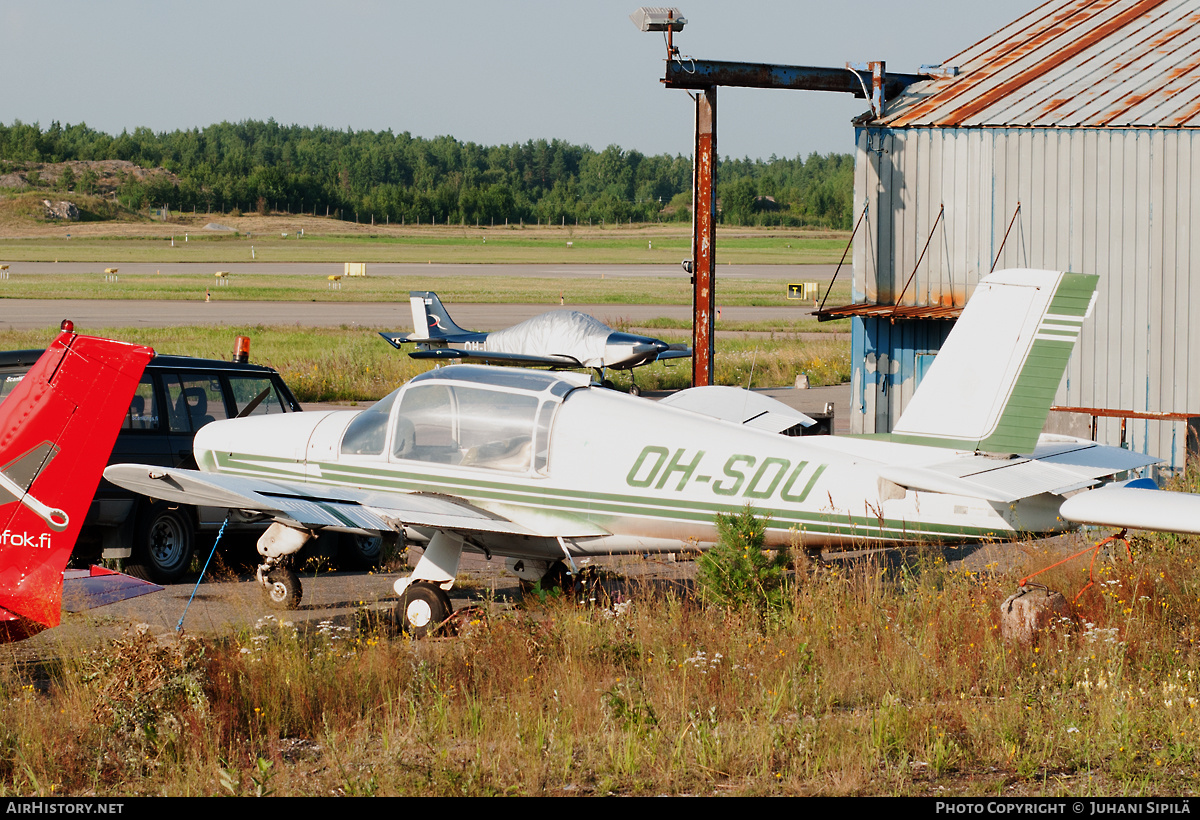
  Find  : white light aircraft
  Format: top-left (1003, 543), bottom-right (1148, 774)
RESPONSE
top-left (107, 269), bottom-right (1189, 635)
top-left (379, 291), bottom-right (690, 395)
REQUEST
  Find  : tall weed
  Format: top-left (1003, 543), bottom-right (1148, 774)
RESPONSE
top-left (1, 526), bottom-right (1198, 795)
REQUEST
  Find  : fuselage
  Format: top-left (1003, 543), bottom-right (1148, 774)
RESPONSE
top-left (193, 366), bottom-right (1071, 556)
top-left (424, 328), bottom-right (669, 370)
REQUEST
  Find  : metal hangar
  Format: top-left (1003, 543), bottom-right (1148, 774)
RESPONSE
top-left (836, 0), bottom-right (1200, 470)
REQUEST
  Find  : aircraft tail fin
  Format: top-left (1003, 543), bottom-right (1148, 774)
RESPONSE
top-left (408, 291), bottom-right (470, 341)
top-left (888, 269), bottom-right (1098, 454)
top-left (0, 331), bottom-right (154, 640)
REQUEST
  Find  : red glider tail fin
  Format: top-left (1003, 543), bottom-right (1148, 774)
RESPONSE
top-left (0, 330), bottom-right (154, 640)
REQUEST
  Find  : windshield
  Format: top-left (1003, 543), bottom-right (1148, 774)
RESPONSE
top-left (340, 390), bottom-right (399, 456)
top-left (394, 383), bottom-right (541, 473)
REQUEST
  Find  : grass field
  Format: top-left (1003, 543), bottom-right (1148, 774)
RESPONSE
top-left (0, 324), bottom-right (851, 401)
top-left (0, 272), bottom-right (854, 307)
top-left (0, 219), bottom-right (851, 265)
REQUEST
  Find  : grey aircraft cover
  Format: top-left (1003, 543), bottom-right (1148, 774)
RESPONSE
top-left (483, 311), bottom-right (612, 367)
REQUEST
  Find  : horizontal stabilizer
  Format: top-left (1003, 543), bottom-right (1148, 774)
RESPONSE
top-left (1060, 487), bottom-right (1200, 535)
top-left (379, 332), bottom-right (416, 349)
top-left (61, 567), bottom-right (162, 612)
top-left (880, 439), bottom-right (1157, 503)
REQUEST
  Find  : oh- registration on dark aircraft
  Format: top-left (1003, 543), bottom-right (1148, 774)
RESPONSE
top-left (107, 269), bottom-right (1194, 635)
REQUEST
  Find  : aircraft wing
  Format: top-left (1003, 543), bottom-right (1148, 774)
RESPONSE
top-left (407, 348), bottom-right (585, 369)
top-left (1060, 486), bottom-right (1200, 535)
top-left (878, 439), bottom-right (1158, 504)
top-left (104, 464), bottom-right (560, 539)
top-left (659, 385), bottom-right (816, 433)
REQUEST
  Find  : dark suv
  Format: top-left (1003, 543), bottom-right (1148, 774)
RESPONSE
top-left (0, 350), bottom-right (303, 583)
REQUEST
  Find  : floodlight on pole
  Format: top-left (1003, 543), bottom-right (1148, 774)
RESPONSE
top-left (629, 7), bottom-right (686, 32)
top-left (630, 7), bottom-right (686, 58)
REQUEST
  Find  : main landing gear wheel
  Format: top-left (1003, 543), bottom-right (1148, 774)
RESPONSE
top-left (262, 568), bottom-right (302, 610)
top-left (517, 559), bottom-right (575, 595)
top-left (396, 582), bottom-right (452, 638)
top-left (628, 383), bottom-right (641, 397)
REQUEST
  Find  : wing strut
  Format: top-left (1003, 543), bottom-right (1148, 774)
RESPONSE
top-left (557, 536), bottom-right (578, 577)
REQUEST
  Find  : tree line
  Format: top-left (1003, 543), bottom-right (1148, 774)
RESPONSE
top-left (0, 119), bottom-right (854, 229)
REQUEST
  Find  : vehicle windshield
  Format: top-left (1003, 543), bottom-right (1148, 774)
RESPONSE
top-left (227, 375), bottom-right (292, 417)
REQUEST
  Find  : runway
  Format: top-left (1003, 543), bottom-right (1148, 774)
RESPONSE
top-left (0, 299), bottom-right (821, 331)
top-left (0, 299), bottom-right (822, 332)
top-left (0, 261), bottom-right (838, 280)
top-left (0, 261), bottom-right (838, 330)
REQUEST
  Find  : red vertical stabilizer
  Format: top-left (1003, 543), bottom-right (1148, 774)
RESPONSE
top-left (0, 331), bottom-right (154, 641)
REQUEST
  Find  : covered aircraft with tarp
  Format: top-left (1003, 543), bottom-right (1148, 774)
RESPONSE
top-left (380, 292), bottom-right (690, 395)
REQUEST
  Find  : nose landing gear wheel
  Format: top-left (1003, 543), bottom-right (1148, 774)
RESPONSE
top-left (262, 568), bottom-right (302, 610)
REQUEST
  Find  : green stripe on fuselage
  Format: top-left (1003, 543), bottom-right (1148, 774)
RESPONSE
top-left (213, 451), bottom-right (1019, 545)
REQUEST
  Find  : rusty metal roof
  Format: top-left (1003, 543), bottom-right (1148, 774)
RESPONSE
top-left (815, 304), bottom-right (963, 321)
top-left (881, 0), bottom-right (1200, 128)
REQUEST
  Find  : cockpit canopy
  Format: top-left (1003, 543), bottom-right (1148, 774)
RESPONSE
top-left (339, 366), bottom-right (588, 474)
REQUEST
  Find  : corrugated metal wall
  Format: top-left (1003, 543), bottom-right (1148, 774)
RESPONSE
top-left (851, 125), bottom-right (1200, 469)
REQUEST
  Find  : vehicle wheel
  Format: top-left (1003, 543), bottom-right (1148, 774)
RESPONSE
top-left (127, 502), bottom-right (195, 584)
top-left (338, 532), bottom-right (397, 571)
top-left (395, 582), bottom-right (451, 638)
top-left (628, 383), bottom-right (641, 397)
top-left (262, 568), bottom-right (302, 610)
top-left (601, 379), bottom-right (616, 390)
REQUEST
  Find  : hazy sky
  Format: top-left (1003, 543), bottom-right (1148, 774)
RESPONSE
top-left (3, 0), bottom-right (1040, 160)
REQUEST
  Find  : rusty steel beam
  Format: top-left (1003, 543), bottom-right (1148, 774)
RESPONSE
top-left (664, 59), bottom-right (922, 101)
top-left (692, 86), bottom-right (716, 387)
top-left (1051, 406), bottom-right (1198, 422)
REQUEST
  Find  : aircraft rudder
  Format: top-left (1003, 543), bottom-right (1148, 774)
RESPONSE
top-left (889, 269), bottom-right (1098, 454)
top-left (408, 292), bottom-right (433, 340)
top-left (410, 291), bottom-right (467, 339)
top-left (0, 331), bottom-right (153, 629)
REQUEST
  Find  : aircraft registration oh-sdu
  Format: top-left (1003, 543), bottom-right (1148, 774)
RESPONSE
top-left (0, 327), bottom-right (161, 643)
top-left (105, 269), bottom-right (1199, 636)
top-left (378, 291), bottom-right (691, 395)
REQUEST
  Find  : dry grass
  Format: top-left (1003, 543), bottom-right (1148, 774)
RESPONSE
top-left (1, 528), bottom-right (1197, 796)
top-left (0, 208), bottom-right (850, 265)
top-left (0, 325), bottom-right (849, 402)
